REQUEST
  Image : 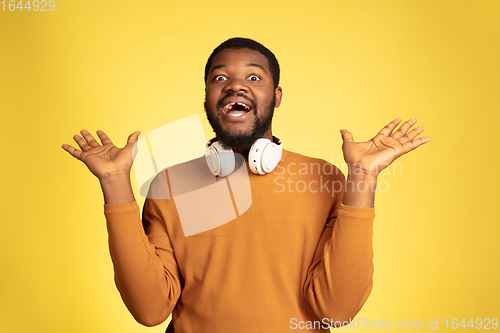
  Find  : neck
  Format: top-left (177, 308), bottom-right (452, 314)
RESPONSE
top-left (235, 129), bottom-right (273, 160)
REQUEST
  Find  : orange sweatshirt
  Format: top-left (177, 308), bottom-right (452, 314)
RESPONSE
top-left (104, 150), bottom-right (375, 332)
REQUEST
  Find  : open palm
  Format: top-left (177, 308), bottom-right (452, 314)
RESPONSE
top-left (62, 130), bottom-right (141, 180)
top-left (340, 118), bottom-right (431, 177)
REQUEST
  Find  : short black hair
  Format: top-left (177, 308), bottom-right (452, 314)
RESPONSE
top-left (204, 37), bottom-right (280, 89)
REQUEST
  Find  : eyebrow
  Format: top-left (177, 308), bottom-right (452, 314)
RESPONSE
top-left (209, 63), bottom-right (267, 75)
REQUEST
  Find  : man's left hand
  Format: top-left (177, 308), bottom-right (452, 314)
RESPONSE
top-left (340, 118), bottom-right (431, 177)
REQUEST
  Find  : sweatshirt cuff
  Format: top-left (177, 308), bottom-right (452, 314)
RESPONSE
top-left (339, 203), bottom-right (375, 218)
top-left (104, 200), bottom-right (139, 214)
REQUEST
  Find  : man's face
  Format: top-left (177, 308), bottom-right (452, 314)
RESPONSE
top-left (204, 48), bottom-right (282, 150)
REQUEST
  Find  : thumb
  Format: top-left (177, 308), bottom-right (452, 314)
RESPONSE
top-left (127, 131), bottom-right (141, 162)
top-left (126, 131), bottom-right (141, 147)
top-left (340, 129), bottom-right (354, 143)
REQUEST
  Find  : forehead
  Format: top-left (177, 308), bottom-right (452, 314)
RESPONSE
top-left (209, 48), bottom-right (270, 72)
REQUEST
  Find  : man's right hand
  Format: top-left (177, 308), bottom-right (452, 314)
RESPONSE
top-left (62, 130), bottom-right (141, 181)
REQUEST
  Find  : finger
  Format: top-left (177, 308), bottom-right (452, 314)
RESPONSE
top-left (80, 130), bottom-right (101, 148)
top-left (400, 126), bottom-right (425, 142)
top-left (340, 129), bottom-right (355, 143)
top-left (125, 131), bottom-right (141, 147)
top-left (391, 118), bottom-right (417, 140)
top-left (61, 143), bottom-right (84, 160)
top-left (401, 136), bottom-right (431, 154)
top-left (378, 118), bottom-right (402, 136)
top-left (73, 134), bottom-right (91, 151)
top-left (96, 130), bottom-right (113, 146)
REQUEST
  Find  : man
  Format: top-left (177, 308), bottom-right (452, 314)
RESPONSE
top-left (62, 37), bottom-right (430, 332)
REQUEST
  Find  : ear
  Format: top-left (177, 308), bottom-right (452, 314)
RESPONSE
top-left (274, 86), bottom-right (283, 108)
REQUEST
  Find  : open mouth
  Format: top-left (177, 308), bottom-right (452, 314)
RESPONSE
top-left (222, 102), bottom-right (252, 118)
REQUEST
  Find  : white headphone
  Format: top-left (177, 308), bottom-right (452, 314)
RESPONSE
top-left (205, 137), bottom-right (283, 177)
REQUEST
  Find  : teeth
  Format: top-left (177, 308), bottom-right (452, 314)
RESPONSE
top-left (223, 102), bottom-right (250, 112)
top-left (238, 103), bottom-right (250, 110)
top-left (229, 112), bottom-right (245, 118)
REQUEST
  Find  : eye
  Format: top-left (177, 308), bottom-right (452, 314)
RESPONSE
top-left (248, 74), bottom-right (261, 81)
top-left (214, 75), bottom-right (227, 81)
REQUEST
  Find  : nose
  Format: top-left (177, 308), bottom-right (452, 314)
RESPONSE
top-left (223, 77), bottom-right (248, 93)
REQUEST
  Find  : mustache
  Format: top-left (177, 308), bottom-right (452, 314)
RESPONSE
top-left (217, 92), bottom-right (257, 112)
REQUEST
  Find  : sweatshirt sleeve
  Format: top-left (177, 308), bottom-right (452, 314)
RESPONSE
top-left (104, 200), bottom-right (182, 327)
top-left (303, 201), bottom-right (375, 326)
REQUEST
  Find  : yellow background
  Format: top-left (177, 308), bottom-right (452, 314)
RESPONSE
top-left (1, 0), bottom-right (499, 332)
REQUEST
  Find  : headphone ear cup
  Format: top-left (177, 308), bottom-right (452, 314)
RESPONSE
top-left (206, 141), bottom-right (235, 177)
top-left (248, 138), bottom-right (282, 175)
top-left (205, 144), bottom-right (221, 176)
top-left (248, 139), bottom-right (267, 175)
top-left (261, 143), bottom-right (282, 172)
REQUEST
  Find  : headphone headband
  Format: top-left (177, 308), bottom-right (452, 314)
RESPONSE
top-left (205, 137), bottom-right (283, 176)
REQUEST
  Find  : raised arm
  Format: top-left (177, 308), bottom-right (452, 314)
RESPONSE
top-left (304, 119), bottom-right (430, 326)
top-left (62, 130), bottom-right (182, 326)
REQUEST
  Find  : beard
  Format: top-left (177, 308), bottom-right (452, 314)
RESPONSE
top-left (204, 93), bottom-right (275, 151)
